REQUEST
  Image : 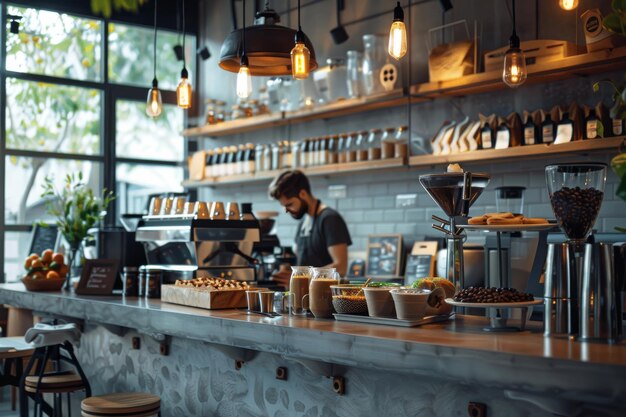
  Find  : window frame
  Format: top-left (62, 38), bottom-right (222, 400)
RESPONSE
top-left (0, 2), bottom-right (194, 283)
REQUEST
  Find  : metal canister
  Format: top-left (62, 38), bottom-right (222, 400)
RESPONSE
top-left (145, 269), bottom-right (162, 299)
top-left (138, 266), bottom-right (146, 297)
top-left (122, 266), bottom-right (139, 297)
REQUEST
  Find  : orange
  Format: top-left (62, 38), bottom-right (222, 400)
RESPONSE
top-left (42, 249), bottom-right (53, 264)
top-left (52, 253), bottom-right (64, 265)
top-left (31, 259), bottom-right (43, 269)
top-left (24, 258), bottom-right (33, 269)
top-left (32, 271), bottom-right (45, 280)
top-left (59, 265), bottom-right (69, 277)
top-left (46, 270), bottom-right (60, 280)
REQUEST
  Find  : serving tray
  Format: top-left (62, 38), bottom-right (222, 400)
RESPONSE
top-left (161, 284), bottom-right (247, 310)
top-left (333, 313), bottom-right (454, 327)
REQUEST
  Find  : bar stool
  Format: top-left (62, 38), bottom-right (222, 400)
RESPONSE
top-left (21, 340), bottom-right (91, 417)
top-left (0, 336), bottom-right (35, 414)
top-left (81, 393), bottom-right (161, 417)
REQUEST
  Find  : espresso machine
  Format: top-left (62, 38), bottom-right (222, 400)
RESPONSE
top-left (135, 210), bottom-right (261, 282)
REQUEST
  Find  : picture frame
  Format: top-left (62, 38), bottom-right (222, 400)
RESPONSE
top-left (75, 259), bottom-right (120, 296)
top-left (404, 241), bottom-right (438, 286)
top-left (365, 234), bottom-right (403, 278)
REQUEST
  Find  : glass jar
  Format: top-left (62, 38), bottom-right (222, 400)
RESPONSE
top-left (362, 34), bottom-right (387, 96)
top-left (258, 87), bottom-right (271, 115)
top-left (346, 50), bottom-right (363, 99)
top-left (367, 128), bottom-right (382, 160)
top-left (345, 132), bottom-right (358, 163)
top-left (205, 99), bottom-right (217, 125)
top-left (255, 144), bottom-right (265, 172)
top-left (356, 130), bottom-right (369, 162)
top-left (231, 104), bottom-right (245, 120)
top-left (282, 140), bottom-right (292, 169)
top-left (292, 141), bottom-right (301, 169)
top-left (394, 125), bottom-right (409, 159)
top-left (289, 266), bottom-right (311, 316)
top-left (337, 134), bottom-right (347, 163)
top-left (243, 100), bottom-right (255, 117)
top-left (145, 269), bottom-right (162, 299)
top-left (328, 135), bottom-right (338, 164)
top-left (263, 144), bottom-right (273, 172)
top-left (215, 100), bottom-right (226, 122)
top-left (381, 127), bottom-right (396, 159)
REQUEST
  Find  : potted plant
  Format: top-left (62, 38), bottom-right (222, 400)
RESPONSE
top-left (41, 172), bottom-right (114, 289)
top-left (593, 73), bottom-right (626, 231)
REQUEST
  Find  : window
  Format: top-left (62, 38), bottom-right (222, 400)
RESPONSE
top-left (1, 3), bottom-right (195, 283)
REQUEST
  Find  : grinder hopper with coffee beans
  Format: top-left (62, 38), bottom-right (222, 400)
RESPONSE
top-left (544, 163), bottom-right (616, 339)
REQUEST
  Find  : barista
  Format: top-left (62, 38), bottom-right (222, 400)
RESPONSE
top-left (268, 170), bottom-right (352, 283)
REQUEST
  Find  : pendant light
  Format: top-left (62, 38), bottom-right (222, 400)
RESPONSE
top-left (388, 2), bottom-right (407, 60)
top-left (219, 1), bottom-right (317, 76)
top-left (558, 0), bottom-right (578, 11)
top-left (502, 0), bottom-right (527, 88)
top-left (291, 0), bottom-right (310, 79)
top-left (146, 0), bottom-right (163, 118)
top-left (236, 0), bottom-right (252, 99)
top-left (176, 0), bottom-right (192, 109)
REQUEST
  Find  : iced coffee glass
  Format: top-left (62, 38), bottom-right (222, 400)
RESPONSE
top-left (289, 266), bottom-right (311, 316)
top-left (306, 267), bottom-right (340, 318)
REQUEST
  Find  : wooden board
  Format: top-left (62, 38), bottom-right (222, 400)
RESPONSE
top-left (161, 284), bottom-right (247, 310)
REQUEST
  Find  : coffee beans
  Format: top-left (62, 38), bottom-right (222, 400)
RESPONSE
top-left (550, 186), bottom-right (603, 240)
top-left (453, 287), bottom-right (534, 303)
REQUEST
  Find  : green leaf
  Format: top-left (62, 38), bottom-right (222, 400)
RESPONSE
top-left (597, 120), bottom-right (605, 138)
top-left (617, 175), bottom-right (626, 203)
top-left (603, 13), bottom-right (626, 35)
top-left (615, 226), bottom-right (626, 233)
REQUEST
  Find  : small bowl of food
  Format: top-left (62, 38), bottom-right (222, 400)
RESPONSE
top-left (363, 282), bottom-right (401, 318)
top-left (331, 284), bottom-right (368, 315)
top-left (390, 288), bottom-right (431, 320)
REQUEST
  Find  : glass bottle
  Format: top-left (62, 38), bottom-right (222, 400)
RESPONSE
top-left (381, 127), bottom-right (396, 159)
top-left (585, 109), bottom-right (599, 140)
top-left (523, 114), bottom-right (539, 145)
top-left (311, 137), bottom-right (320, 166)
top-left (263, 144), bottom-right (273, 172)
top-left (541, 113), bottom-right (555, 144)
top-left (319, 136), bottom-right (329, 166)
top-left (243, 143), bottom-right (256, 174)
top-left (271, 142), bottom-right (281, 171)
top-left (480, 122), bottom-right (494, 149)
top-left (214, 147), bottom-right (224, 177)
top-left (346, 50), bottom-right (363, 99)
top-left (235, 144), bottom-right (246, 174)
top-left (205, 149), bottom-right (215, 178)
top-left (554, 112), bottom-right (574, 144)
top-left (292, 141), bottom-right (301, 169)
top-left (367, 128), bottom-right (382, 160)
top-left (300, 139), bottom-right (309, 168)
top-left (215, 100), bottom-right (226, 123)
top-left (282, 140), bottom-right (292, 168)
top-left (394, 126), bottom-right (409, 158)
top-left (255, 144), bottom-right (265, 172)
top-left (362, 34), bottom-right (387, 96)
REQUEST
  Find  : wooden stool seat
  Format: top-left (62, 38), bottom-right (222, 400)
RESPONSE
top-left (25, 373), bottom-right (86, 393)
top-left (81, 392), bottom-right (161, 417)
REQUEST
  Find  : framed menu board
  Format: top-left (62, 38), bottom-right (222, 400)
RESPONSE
top-left (404, 241), bottom-right (438, 286)
top-left (28, 224), bottom-right (60, 256)
top-left (75, 259), bottom-right (119, 295)
top-left (366, 234), bottom-right (403, 278)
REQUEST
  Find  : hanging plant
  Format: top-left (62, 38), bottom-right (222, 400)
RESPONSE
top-left (90, 0), bottom-right (147, 18)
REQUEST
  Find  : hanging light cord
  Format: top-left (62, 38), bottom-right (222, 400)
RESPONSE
top-left (242, 0), bottom-right (246, 58)
top-left (512, 0), bottom-right (517, 37)
top-left (153, 0), bottom-right (158, 80)
top-left (182, 0), bottom-right (186, 70)
top-left (298, 0), bottom-right (302, 31)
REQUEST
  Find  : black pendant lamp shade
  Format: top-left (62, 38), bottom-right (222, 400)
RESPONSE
top-left (219, 3), bottom-right (317, 76)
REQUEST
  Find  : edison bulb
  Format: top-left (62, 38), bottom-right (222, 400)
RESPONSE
top-left (291, 41), bottom-right (310, 79)
top-left (146, 82), bottom-right (163, 118)
top-left (176, 70), bottom-right (192, 109)
top-left (559, 0), bottom-right (579, 10)
top-left (236, 65), bottom-right (252, 99)
top-left (388, 20), bottom-right (407, 60)
top-left (502, 49), bottom-right (527, 88)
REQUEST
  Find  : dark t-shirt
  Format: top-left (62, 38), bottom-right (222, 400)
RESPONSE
top-left (294, 207), bottom-right (352, 267)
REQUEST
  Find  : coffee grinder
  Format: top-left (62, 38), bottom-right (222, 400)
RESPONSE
top-left (419, 171), bottom-right (491, 291)
top-left (543, 163), bottom-right (608, 338)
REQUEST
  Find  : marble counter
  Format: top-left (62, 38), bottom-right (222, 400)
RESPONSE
top-left (1, 283), bottom-right (625, 416)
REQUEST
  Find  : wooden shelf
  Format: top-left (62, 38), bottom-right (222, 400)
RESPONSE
top-left (408, 137), bottom-right (624, 169)
top-left (182, 157), bottom-right (407, 188)
top-left (183, 89), bottom-right (410, 138)
top-left (410, 46), bottom-right (626, 99)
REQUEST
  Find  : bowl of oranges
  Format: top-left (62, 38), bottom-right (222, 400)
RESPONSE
top-left (21, 249), bottom-right (68, 291)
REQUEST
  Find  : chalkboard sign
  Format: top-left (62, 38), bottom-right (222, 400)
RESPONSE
top-left (366, 234), bottom-right (403, 278)
top-left (28, 224), bottom-right (60, 257)
top-left (75, 259), bottom-right (119, 295)
top-left (404, 255), bottom-right (433, 286)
